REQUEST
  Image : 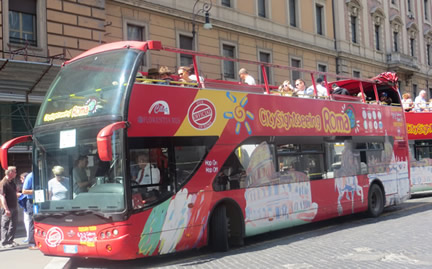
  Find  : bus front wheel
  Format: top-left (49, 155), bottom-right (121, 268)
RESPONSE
top-left (367, 184), bottom-right (384, 217)
top-left (210, 205), bottom-right (229, 252)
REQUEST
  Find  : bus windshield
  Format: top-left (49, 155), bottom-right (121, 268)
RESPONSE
top-left (33, 123), bottom-right (125, 215)
top-left (36, 49), bottom-right (141, 126)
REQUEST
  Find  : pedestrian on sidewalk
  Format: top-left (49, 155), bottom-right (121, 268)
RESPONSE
top-left (22, 172), bottom-right (37, 250)
top-left (0, 166), bottom-right (19, 248)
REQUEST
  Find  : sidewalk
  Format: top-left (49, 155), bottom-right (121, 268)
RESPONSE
top-left (0, 221), bottom-right (70, 269)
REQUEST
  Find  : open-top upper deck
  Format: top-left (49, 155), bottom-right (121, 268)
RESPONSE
top-left (37, 40), bottom-right (404, 143)
top-left (64, 40), bottom-right (400, 102)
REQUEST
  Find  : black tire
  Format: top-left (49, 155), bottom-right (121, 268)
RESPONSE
top-left (367, 184), bottom-right (384, 217)
top-left (210, 205), bottom-right (229, 252)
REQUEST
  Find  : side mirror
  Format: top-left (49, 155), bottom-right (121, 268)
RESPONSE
top-left (97, 122), bottom-right (128, 161)
top-left (0, 135), bottom-right (32, 170)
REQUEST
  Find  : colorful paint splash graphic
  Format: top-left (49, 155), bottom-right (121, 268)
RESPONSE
top-left (342, 104), bottom-right (360, 133)
top-left (223, 92), bottom-right (254, 135)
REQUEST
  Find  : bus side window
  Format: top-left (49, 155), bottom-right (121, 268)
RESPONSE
top-left (214, 150), bottom-right (247, 191)
top-left (325, 139), bottom-right (361, 178)
top-left (277, 143), bottom-right (324, 181)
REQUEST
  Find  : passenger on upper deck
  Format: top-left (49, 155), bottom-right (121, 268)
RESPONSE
top-left (294, 79), bottom-right (307, 97)
top-left (188, 66), bottom-right (204, 84)
top-left (401, 93), bottom-right (414, 112)
top-left (158, 66), bottom-right (174, 85)
top-left (238, 68), bottom-right (256, 86)
top-left (177, 66), bottom-right (197, 86)
top-left (414, 90), bottom-right (427, 111)
top-left (146, 68), bottom-right (160, 83)
top-left (379, 92), bottom-right (392, 105)
top-left (277, 80), bottom-right (295, 96)
top-left (331, 84), bottom-right (350, 95)
top-left (305, 77), bottom-right (328, 98)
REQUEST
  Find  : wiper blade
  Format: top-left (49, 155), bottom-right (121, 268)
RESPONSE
top-left (72, 209), bottom-right (112, 221)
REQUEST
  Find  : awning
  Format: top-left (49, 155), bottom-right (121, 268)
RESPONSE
top-left (0, 59), bottom-right (61, 103)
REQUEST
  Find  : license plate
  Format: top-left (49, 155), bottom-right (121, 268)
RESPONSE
top-left (63, 245), bottom-right (78, 254)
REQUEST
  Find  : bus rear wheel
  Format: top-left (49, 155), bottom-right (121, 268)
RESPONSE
top-left (367, 184), bottom-right (384, 217)
top-left (210, 205), bottom-right (229, 252)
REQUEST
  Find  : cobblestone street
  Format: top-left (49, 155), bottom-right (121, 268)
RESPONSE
top-left (68, 194), bottom-right (432, 269)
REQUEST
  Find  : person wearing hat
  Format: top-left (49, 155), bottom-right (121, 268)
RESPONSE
top-left (379, 91), bottom-right (392, 105)
top-left (158, 66), bottom-right (173, 85)
top-left (146, 68), bottom-right (160, 83)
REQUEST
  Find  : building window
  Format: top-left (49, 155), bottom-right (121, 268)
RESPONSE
top-left (289, 0), bottom-right (297, 27)
top-left (353, 70), bottom-right (361, 78)
top-left (259, 51), bottom-right (271, 84)
top-left (427, 44), bottom-right (431, 66)
top-left (9, 0), bottom-right (37, 46)
top-left (179, 34), bottom-right (194, 67)
top-left (258, 0), bottom-right (267, 18)
top-left (351, 16), bottom-right (357, 43)
top-left (127, 24), bottom-right (146, 66)
top-left (413, 84), bottom-right (418, 97)
top-left (291, 58), bottom-right (301, 81)
top-left (408, 0), bottom-right (412, 12)
top-left (393, 31), bottom-right (399, 52)
top-left (318, 64), bottom-right (327, 80)
top-left (127, 24), bottom-right (144, 41)
top-left (316, 4), bottom-right (324, 35)
top-left (410, 38), bottom-right (415, 57)
top-left (375, 25), bottom-right (381, 51)
top-left (223, 44), bottom-right (236, 79)
top-left (221, 0), bottom-right (231, 7)
top-left (426, 0), bottom-right (429, 20)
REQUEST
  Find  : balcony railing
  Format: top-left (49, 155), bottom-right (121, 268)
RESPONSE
top-left (386, 52), bottom-right (419, 70)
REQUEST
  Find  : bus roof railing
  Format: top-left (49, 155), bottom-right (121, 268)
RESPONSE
top-left (162, 45), bottom-right (398, 87)
top-left (66, 40), bottom-right (399, 100)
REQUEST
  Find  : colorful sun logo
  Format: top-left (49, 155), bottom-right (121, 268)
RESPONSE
top-left (223, 92), bottom-right (254, 135)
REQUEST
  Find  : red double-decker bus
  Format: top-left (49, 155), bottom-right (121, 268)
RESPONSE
top-left (0, 41), bottom-right (410, 260)
top-left (405, 112), bottom-right (432, 193)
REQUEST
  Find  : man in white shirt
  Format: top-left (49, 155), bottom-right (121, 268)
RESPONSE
top-left (414, 90), bottom-right (427, 111)
top-left (239, 68), bottom-right (256, 85)
top-left (135, 153), bottom-right (160, 190)
top-left (305, 77), bottom-right (328, 97)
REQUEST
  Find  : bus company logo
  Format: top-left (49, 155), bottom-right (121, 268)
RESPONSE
top-left (188, 99), bottom-right (216, 130)
top-left (148, 100), bottom-right (170, 115)
top-left (45, 227), bottom-right (64, 247)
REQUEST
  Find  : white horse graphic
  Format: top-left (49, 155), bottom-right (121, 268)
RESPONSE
top-left (335, 176), bottom-right (364, 215)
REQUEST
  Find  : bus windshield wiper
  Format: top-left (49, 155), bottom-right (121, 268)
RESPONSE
top-left (71, 209), bottom-right (112, 221)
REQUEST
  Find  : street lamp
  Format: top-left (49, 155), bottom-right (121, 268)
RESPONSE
top-left (192, 0), bottom-right (213, 41)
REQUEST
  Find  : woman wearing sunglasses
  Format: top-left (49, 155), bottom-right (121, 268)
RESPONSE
top-left (277, 80), bottom-right (295, 96)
